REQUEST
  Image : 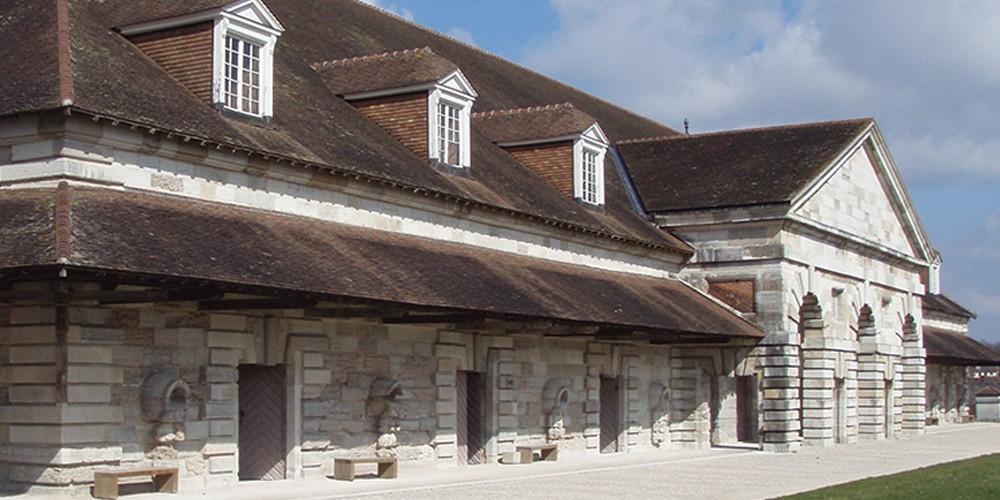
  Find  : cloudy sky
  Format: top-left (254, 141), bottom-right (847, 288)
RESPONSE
top-left (365, 1), bottom-right (1000, 343)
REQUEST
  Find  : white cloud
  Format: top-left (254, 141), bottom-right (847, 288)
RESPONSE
top-left (894, 135), bottom-right (1000, 182)
top-left (525, 0), bottom-right (869, 132)
top-left (446, 27), bottom-right (477, 47)
top-left (358, 0), bottom-right (414, 21)
top-left (523, 0), bottom-right (1000, 183)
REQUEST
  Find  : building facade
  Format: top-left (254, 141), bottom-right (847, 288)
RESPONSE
top-left (0, 0), bottom-right (994, 496)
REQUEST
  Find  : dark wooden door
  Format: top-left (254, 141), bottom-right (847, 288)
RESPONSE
top-left (457, 371), bottom-right (486, 465)
top-left (239, 364), bottom-right (286, 481)
top-left (600, 376), bottom-right (620, 454)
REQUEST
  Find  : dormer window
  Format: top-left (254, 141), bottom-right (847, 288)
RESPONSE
top-left (212, 2), bottom-right (283, 119)
top-left (573, 125), bottom-right (609, 206)
top-left (430, 83), bottom-right (474, 168)
top-left (474, 104), bottom-right (609, 208)
top-left (120, 0), bottom-right (284, 121)
top-left (313, 49), bottom-right (477, 170)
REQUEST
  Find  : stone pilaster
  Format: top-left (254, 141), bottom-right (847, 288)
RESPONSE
top-left (583, 343), bottom-right (608, 453)
top-left (624, 355), bottom-right (641, 450)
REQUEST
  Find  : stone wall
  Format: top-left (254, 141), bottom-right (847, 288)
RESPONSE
top-left (925, 364), bottom-right (970, 424)
top-left (0, 295), bottom-right (750, 495)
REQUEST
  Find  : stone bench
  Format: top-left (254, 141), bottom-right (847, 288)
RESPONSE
top-left (332, 456), bottom-right (398, 481)
top-left (93, 467), bottom-right (179, 499)
top-left (516, 443), bottom-right (558, 463)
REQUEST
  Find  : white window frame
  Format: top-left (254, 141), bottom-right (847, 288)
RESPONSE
top-left (222, 34), bottom-right (263, 115)
top-left (427, 71), bottom-right (475, 168)
top-left (436, 100), bottom-right (463, 166)
top-left (573, 131), bottom-right (608, 206)
top-left (212, 13), bottom-right (279, 118)
top-left (428, 90), bottom-right (473, 168)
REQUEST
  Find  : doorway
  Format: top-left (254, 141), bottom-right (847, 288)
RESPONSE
top-left (600, 376), bottom-right (621, 454)
top-left (736, 375), bottom-right (759, 443)
top-left (456, 370), bottom-right (486, 465)
top-left (238, 364), bottom-right (287, 481)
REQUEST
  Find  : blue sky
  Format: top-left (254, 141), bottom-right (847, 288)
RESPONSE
top-left (366, 1), bottom-right (1000, 343)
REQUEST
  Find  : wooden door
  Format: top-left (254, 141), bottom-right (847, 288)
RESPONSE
top-left (238, 364), bottom-right (286, 481)
top-left (600, 376), bottom-right (620, 454)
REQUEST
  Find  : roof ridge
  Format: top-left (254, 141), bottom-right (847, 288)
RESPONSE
top-left (472, 102), bottom-right (576, 119)
top-left (312, 46), bottom-right (435, 69)
top-left (618, 118), bottom-right (874, 145)
top-left (57, 0), bottom-right (74, 106)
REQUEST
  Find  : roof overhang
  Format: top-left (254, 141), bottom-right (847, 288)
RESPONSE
top-left (0, 185), bottom-right (762, 341)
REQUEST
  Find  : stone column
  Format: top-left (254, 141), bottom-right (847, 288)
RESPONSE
top-left (900, 315), bottom-right (926, 435)
top-left (855, 305), bottom-right (887, 440)
top-left (799, 294), bottom-right (836, 446)
top-left (757, 330), bottom-right (801, 452)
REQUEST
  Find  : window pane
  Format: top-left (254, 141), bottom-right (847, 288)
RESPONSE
top-left (437, 103), bottom-right (462, 165)
top-left (222, 35), bottom-right (263, 116)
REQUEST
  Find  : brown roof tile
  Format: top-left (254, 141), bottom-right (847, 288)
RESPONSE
top-left (0, 0), bottom-right (63, 114)
top-left (0, 186), bottom-right (759, 339)
top-left (314, 47), bottom-right (460, 96)
top-left (923, 293), bottom-right (977, 319)
top-left (0, 0), bottom-right (686, 255)
top-left (0, 189), bottom-right (56, 268)
top-left (473, 103), bottom-right (598, 144)
top-left (618, 119), bottom-right (872, 213)
top-left (924, 327), bottom-right (1000, 366)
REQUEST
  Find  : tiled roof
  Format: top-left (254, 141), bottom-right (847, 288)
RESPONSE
top-left (314, 47), bottom-right (460, 96)
top-left (473, 103), bottom-right (598, 144)
top-left (618, 119), bottom-right (873, 213)
top-left (0, 0), bottom-right (686, 254)
top-left (0, 186), bottom-right (761, 339)
top-left (923, 293), bottom-right (977, 319)
top-left (924, 327), bottom-right (1000, 366)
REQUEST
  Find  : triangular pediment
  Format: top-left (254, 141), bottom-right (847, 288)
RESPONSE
top-left (223, 0), bottom-right (285, 34)
top-left (581, 123), bottom-right (609, 146)
top-left (791, 128), bottom-right (932, 261)
top-left (437, 69), bottom-right (478, 99)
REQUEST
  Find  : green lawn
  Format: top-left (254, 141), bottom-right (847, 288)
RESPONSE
top-left (785, 453), bottom-right (1000, 499)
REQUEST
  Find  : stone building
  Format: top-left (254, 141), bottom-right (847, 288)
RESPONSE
top-left (0, 0), bottom-right (996, 496)
top-left (619, 121), bottom-right (943, 450)
top-left (922, 292), bottom-right (1000, 423)
top-left (0, 0), bottom-right (763, 495)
